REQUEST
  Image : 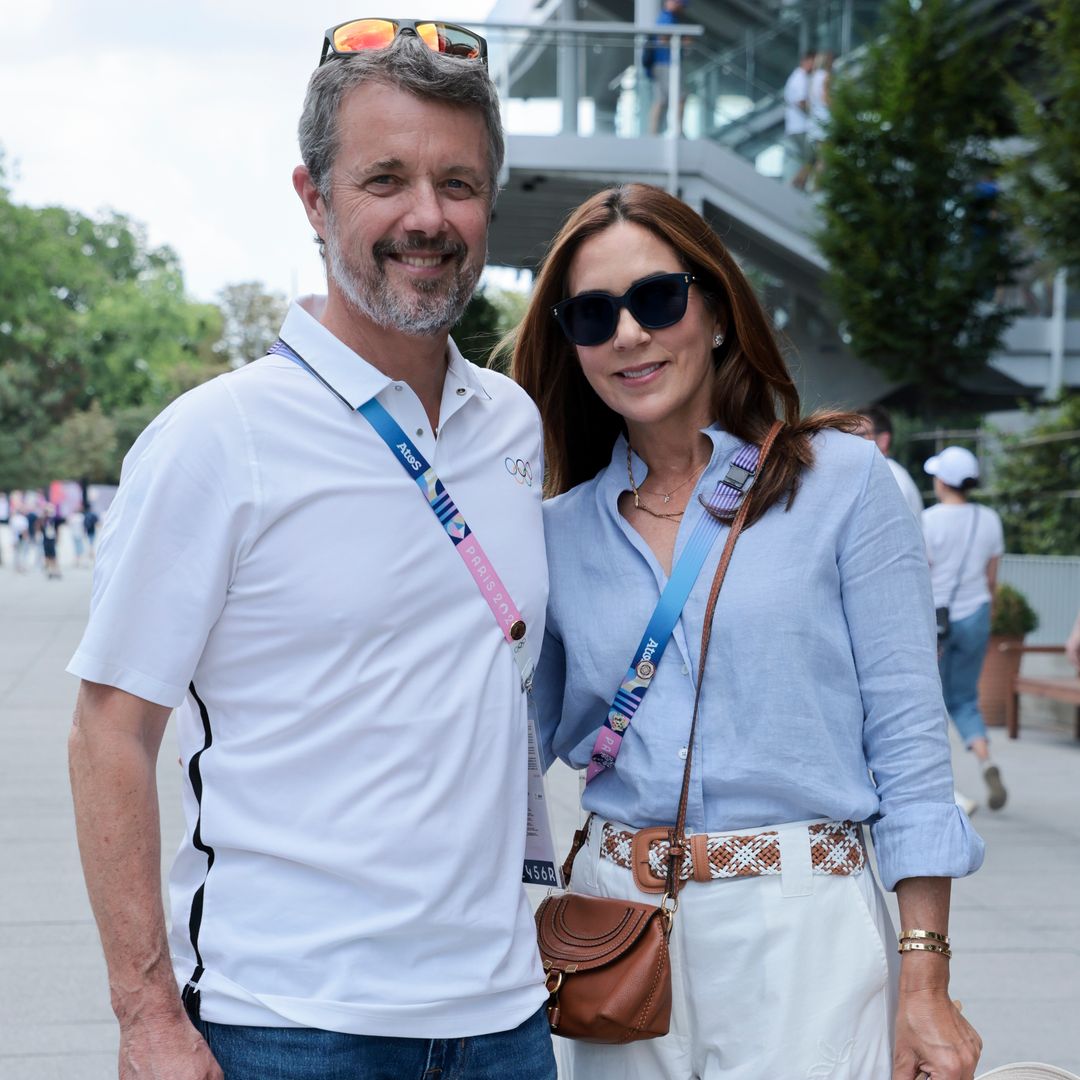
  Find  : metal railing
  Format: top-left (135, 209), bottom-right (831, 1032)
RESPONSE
top-left (480, 1), bottom-right (883, 181)
top-left (999, 555), bottom-right (1080, 646)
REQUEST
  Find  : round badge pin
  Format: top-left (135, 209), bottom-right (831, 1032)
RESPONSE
top-left (636, 660), bottom-right (656, 680)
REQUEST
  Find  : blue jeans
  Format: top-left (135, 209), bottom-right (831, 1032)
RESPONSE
top-left (194, 1006), bottom-right (556, 1080)
top-left (939, 601), bottom-right (991, 746)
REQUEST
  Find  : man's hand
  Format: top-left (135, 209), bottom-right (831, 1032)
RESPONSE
top-left (119, 1011), bottom-right (223, 1080)
top-left (893, 988), bottom-right (981, 1080)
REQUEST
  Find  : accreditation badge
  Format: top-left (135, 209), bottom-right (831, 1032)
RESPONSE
top-left (522, 693), bottom-right (563, 888)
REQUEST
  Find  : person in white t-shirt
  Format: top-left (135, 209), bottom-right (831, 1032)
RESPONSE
top-left (856, 405), bottom-right (924, 519)
top-left (66, 29), bottom-right (556, 1080)
top-left (922, 446), bottom-right (1008, 812)
top-left (806, 50), bottom-right (833, 188)
top-left (782, 51), bottom-right (815, 189)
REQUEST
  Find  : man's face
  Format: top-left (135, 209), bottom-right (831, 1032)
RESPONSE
top-left (320, 81), bottom-right (491, 336)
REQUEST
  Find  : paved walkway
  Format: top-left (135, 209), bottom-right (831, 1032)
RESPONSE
top-left (1, 550), bottom-right (1078, 1077)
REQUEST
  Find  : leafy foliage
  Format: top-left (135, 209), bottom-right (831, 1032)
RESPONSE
top-left (991, 394), bottom-right (1080, 555)
top-left (817, 0), bottom-right (1022, 403)
top-left (1008, 0), bottom-right (1080, 274)
top-left (990, 582), bottom-right (1039, 637)
top-left (217, 281), bottom-right (289, 366)
top-left (453, 286), bottom-right (529, 371)
top-left (0, 164), bottom-right (227, 488)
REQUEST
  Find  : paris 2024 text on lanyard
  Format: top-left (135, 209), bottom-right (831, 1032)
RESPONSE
top-left (271, 338), bottom-right (561, 886)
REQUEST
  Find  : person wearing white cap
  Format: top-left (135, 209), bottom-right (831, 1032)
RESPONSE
top-left (922, 445), bottom-right (1008, 811)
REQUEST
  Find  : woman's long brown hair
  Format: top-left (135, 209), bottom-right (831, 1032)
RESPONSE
top-left (508, 183), bottom-right (861, 525)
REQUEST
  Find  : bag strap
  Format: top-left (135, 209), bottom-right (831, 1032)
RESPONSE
top-left (561, 421), bottom-right (783, 894)
top-left (663, 419), bottom-right (784, 903)
top-left (946, 504), bottom-right (980, 611)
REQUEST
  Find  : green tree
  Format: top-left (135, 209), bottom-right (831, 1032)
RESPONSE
top-left (217, 281), bottom-right (289, 366)
top-left (817, 0), bottom-right (1022, 403)
top-left (1009, 0), bottom-right (1080, 274)
top-left (454, 286), bottom-right (529, 370)
top-left (990, 394), bottom-right (1080, 555)
top-left (0, 162), bottom-right (226, 488)
top-left (39, 401), bottom-right (119, 484)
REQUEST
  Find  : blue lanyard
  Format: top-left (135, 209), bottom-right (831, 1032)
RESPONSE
top-left (270, 338), bottom-right (535, 690)
top-left (586, 440), bottom-right (761, 783)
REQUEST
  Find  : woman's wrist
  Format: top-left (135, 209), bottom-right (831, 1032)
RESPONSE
top-left (898, 950), bottom-right (951, 993)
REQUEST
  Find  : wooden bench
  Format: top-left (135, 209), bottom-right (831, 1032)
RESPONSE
top-left (1002, 644), bottom-right (1080, 740)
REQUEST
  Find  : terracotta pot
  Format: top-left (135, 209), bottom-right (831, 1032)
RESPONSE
top-left (978, 635), bottom-right (1024, 727)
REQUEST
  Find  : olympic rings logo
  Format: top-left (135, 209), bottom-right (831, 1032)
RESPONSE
top-left (505, 457), bottom-right (533, 487)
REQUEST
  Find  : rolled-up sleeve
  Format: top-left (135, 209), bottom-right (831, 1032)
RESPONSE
top-left (838, 451), bottom-right (985, 890)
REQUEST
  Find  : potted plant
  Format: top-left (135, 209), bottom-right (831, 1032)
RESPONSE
top-left (978, 583), bottom-right (1039, 726)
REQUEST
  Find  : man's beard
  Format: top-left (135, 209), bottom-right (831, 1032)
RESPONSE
top-left (323, 208), bottom-right (483, 337)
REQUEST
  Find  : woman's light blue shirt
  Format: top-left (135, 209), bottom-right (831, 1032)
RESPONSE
top-left (533, 426), bottom-right (984, 891)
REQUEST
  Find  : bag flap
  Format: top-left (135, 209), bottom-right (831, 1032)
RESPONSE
top-left (536, 893), bottom-right (661, 972)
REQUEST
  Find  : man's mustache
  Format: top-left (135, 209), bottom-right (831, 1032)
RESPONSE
top-left (373, 238), bottom-right (467, 261)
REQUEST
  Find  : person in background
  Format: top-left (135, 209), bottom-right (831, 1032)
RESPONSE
top-left (0, 490), bottom-right (8, 567)
top-left (1065, 609), bottom-right (1080, 673)
top-left (40, 503), bottom-right (61, 579)
top-left (806, 50), bottom-right (833, 189)
top-left (922, 446), bottom-right (1008, 812)
top-left (647, 0), bottom-right (689, 136)
top-left (10, 502), bottom-right (30, 574)
top-left (782, 50), bottom-right (815, 189)
top-left (857, 404), bottom-right (924, 518)
top-left (68, 508), bottom-right (88, 568)
top-left (514, 182), bottom-right (983, 1080)
top-left (82, 505), bottom-right (99, 560)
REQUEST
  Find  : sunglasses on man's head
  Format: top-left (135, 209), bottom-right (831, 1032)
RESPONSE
top-left (552, 272), bottom-right (696, 347)
top-left (320, 18), bottom-right (488, 67)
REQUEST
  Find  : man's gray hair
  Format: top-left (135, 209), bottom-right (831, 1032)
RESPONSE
top-left (298, 34), bottom-right (504, 205)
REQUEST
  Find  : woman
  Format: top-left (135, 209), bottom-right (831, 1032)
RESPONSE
top-left (512, 184), bottom-right (984, 1079)
top-left (922, 446), bottom-right (1008, 811)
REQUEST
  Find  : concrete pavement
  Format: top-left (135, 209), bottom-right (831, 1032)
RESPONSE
top-left (1, 547), bottom-right (1078, 1077)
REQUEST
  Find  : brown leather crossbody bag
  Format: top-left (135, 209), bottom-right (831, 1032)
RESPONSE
top-left (534, 422), bottom-right (782, 1044)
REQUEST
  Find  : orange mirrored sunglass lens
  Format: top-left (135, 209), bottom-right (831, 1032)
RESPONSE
top-left (415, 23), bottom-right (441, 50)
top-left (333, 19), bottom-right (396, 52)
top-left (330, 20), bottom-right (483, 60)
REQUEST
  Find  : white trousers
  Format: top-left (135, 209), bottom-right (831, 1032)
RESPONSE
top-left (556, 818), bottom-right (899, 1080)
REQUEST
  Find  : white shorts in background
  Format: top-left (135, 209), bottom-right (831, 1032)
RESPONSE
top-left (556, 817), bottom-right (899, 1080)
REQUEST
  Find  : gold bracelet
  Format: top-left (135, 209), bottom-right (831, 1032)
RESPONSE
top-left (899, 929), bottom-right (949, 945)
top-left (898, 941), bottom-right (952, 958)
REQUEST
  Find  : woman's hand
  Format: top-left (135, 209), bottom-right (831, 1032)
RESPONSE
top-left (893, 988), bottom-right (981, 1080)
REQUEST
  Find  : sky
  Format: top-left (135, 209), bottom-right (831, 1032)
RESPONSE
top-left (0, 0), bottom-right (498, 304)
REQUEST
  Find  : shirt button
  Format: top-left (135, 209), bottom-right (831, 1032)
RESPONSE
top-left (678, 747), bottom-right (688, 760)
top-left (681, 664), bottom-right (689, 676)
top-left (393, 384), bottom-right (403, 391)
top-left (456, 387), bottom-right (467, 396)
top-left (416, 428), bottom-right (424, 437)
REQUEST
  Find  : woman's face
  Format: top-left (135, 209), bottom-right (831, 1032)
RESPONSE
top-left (564, 221), bottom-right (723, 436)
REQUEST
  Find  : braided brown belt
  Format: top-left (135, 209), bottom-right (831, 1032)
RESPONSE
top-left (601, 820), bottom-right (866, 884)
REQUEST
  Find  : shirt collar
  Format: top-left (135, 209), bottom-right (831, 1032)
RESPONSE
top-left (444, 336), bottom-right (493, 402)
top-left (597, 423), bottom-right (745, 514)
top-left (276, 301), bottom-right (391, 409)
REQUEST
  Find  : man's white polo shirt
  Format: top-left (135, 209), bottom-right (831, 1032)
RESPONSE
top-left (67, 303), bottom-right (549, 1037)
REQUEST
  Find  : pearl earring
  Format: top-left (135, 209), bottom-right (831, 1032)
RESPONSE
top-left (713, 332), bottom-right (724, 348)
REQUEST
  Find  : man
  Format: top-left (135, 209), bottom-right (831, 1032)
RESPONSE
top-left (68, 27), bottom-right (555, 1080)
top-left (783, 50), bottom-right (815, 189)
top-left (857, 404), bottom-right (925, 519)
top-left (647, 0), bottom-right (688, 135)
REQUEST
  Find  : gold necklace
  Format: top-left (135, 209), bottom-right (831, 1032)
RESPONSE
top-left (626, 443), bottom-right (706, 522)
